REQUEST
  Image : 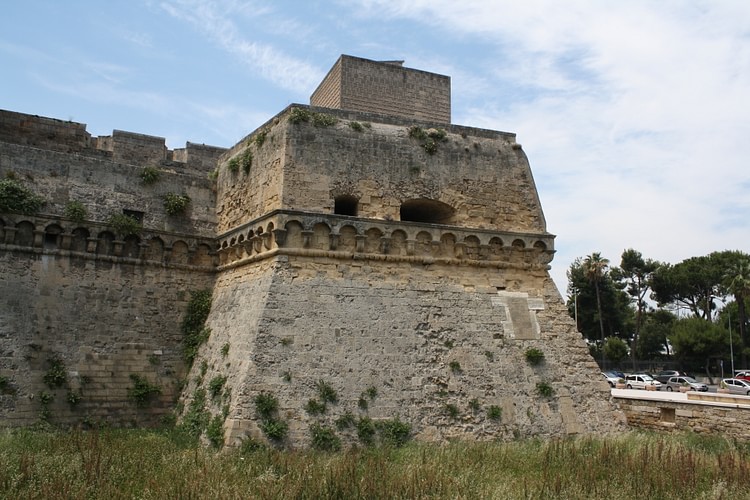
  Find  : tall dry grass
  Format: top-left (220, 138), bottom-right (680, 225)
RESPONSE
top-left (0, 428), bottom-right (747, 499)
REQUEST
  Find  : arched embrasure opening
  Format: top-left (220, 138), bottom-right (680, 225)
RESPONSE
top-left (400, 198), bottom-right (455, 224)
top-left (334, 195), bottom-right (358, 216)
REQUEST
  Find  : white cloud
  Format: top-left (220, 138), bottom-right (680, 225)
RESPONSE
top-left (347, 0), bottom-right (750, 293)
top-left (159, 0), bottom-right (324, 93)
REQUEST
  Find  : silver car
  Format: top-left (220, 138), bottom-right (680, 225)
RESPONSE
top-left (625, 374), bottom-right (662, 390)
top-left (721, 378), bottom-right (750, 395)
top-left (665, 376), bottom-right (708, 392)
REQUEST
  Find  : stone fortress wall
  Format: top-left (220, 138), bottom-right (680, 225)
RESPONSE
top-left (0, 55), bottom-right (626, 444)
top-left (0, 111), bottom-right (221, 426)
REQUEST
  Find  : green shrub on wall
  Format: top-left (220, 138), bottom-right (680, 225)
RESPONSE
top-left (208, 375), bottom-right (227, 399)
top-left (524, 348), bottom-right (545, 365)
top-left (310, 424), bottom-right (341, 452)
top-left (127, 374), bottom-right (161, 408)
top-left (0, 177), bottom-right (45, 214)
top-left (181, 290), bottom-right (212, 364)
top-left (163, 193), bottom-right (191, 216)
top-left (140, 166), bottom-right (161, 185)
top-left (536, 381), bottom-right (554, 398)
top-left (108, 213), bottom-right (142, 237)
top-left (64, 200), bottom-right (87, 222)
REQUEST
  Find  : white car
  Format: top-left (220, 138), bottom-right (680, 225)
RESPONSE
top-left (721, 378), bottom-right (750, 395)
top-left (625, 374), bottom-right (662, 390)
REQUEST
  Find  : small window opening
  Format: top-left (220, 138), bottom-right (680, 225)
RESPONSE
top-left (660, 407), bottom-right (675, 423)
top-left (400, 198), bottom-right (455, 224)
top-left (123, 209), bottom-right (144, 223)
top-left (334, 195), bottom-right (358, 216)
top-left (44, 232), bottom-right (59, 249)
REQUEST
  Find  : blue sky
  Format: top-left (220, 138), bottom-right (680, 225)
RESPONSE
top-left (2, 1), bottom-right (749, 294)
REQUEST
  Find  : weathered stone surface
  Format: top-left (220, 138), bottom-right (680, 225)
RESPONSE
top-left (0, 56), bottom-right (626, 445)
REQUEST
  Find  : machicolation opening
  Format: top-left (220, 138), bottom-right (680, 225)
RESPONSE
top-left (400, 198), bottom-right (455, 224)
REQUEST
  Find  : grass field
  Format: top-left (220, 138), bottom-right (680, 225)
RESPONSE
top-left (0, 427), bottom-right (748, 499)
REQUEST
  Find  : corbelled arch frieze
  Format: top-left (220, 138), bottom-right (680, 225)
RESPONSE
top-left (215, 210), bottom-right (555, 270)
top-left (0, 214), bottom-right (216, 270)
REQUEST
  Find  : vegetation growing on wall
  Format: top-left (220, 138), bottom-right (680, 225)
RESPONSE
top-left (348, 121), bottom-right (371, 132)
top-left (487, 405), bottom-right (503, 421)
top-left (163, 193), bottom-right (191, 215)
top-left (127, 374), bottom-right (161, 408)
top-left (43, 355), bottom-right (67, 389)
top-left (254, 392), bottom-right (287, 442)
top-left (208, 375), bottom-right (227, 399)
top-left (310, 424), bottom-right (341, 451)
top-left (181, 290), bottom-right (212, 365)
top-left (64, 200), bottom-right (87, 222)
top-left (206, 414), bottom-right (225, 449)
top-left (140, 166), bottom-right (161, 185)
top-left (181, 388), bottom-right (210, 438)
top-left (107, 213), bottom-right (142, 237)
top-left (408, 126), bottom-right (448, 155)
top-left (240, 150), bottom-right (252, 174)
top-left (536, 381), bottom-right (554, 398)
top-left (524, 348), bottom-right (545, 365)
top-left (288, 107), bottom-right (337, 127)
top-left (253, 130), bottom-right (268, 148)
top-left (0, 177), bottom-right (45, 214)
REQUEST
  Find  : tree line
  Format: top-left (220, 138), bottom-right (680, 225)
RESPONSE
top-left (566, 249), bottom-right (750, 378)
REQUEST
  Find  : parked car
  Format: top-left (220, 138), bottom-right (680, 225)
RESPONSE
top-left (734, 371), bottom-right (750, 381)
top-left (602, 372), bottom-right (622, 387)
top-left (665, 376), bottom-right (708, 392)
top-left (655, 370), bottom-right (690, 384)
top-left (625, 374), bottom-right (662, 390)
top-left (721, 378), bottom-right (750, 395)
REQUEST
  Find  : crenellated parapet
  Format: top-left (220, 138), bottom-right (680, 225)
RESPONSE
top-left (0, 213), bottom-right (217, 270)
top-left (216, 210), bottom-right (555, 270)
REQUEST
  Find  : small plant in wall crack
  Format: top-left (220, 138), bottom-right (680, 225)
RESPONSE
top-left (288, 107), bottom-right (337, 127)
top-left (38, 391), bottom-right (54, 420)
top-left (310, 424), bottom-right (341, 451)
top-left (468, 398), bottom-right (481, 413)
top-left (536, 381), bottom-right (555, 398)
top-left (487, 405), bottom-right (502, 421)
top-left (67, 390), bottom-right (82, 409)
top-left (206, 414), bottom-right (225, 449)
top-left (253, 129), bottom-right (268, 147)
top-left (444, 403), bottom-right (459, 419)
top-left (43, 355), bottom-right (67, 389)
top-left (316, 380), bottom-right (338, 404)
top-left (140, 166), bottom-right (161, 185)
top-left (449, 361), bottom-right (462, 374)
top-left (524, 347), bottom-right (545, 365)
top-left (127, 374), bottom-right (161, 407)
top-left (254, 391), bottom-right (287, 442)
top-left (335, 411), bottom-right (356, 430)
top-left (64, 200), bottom-right (87, 222)
top-left (163, 192), bottom-right (191, 215)
top-left (305, 398), bottom-right (327, 416)
top-left (408, 125), bottom-right (447, 155)
top-left (260, 418), bottom-right (288, 441)
top-left (108, 213), bottom-right (142, 237)
top-left (208, 375), bottom-right (227, 399)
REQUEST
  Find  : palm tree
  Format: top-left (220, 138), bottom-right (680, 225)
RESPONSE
top-left (583, 252), bottom-right (610, 369)
top-left (724, 254), bottom-right (750, 368)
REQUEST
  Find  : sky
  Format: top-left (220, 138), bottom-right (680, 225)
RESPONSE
top-left (2, 0), bottom-right (749, 294)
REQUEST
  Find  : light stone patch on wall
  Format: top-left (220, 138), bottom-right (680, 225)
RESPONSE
top-left (493, 291), bottom-right (543, 340)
